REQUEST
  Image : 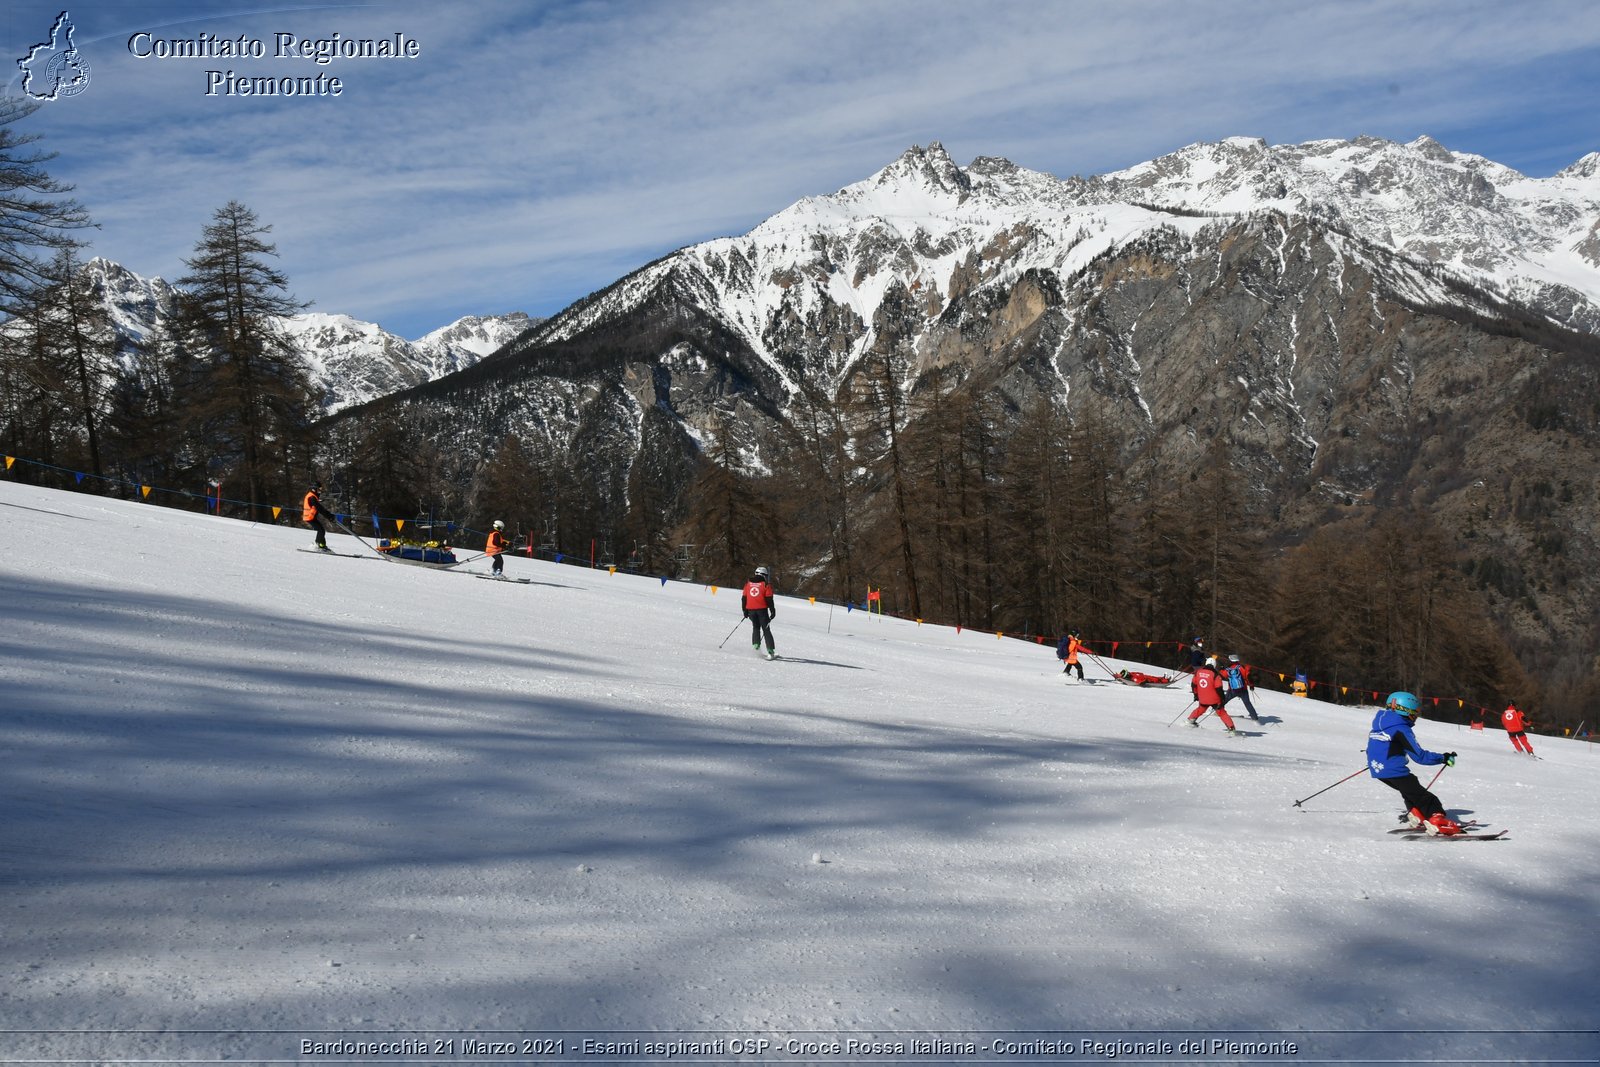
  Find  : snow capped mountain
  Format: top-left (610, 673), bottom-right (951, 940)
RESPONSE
top-left (81, 257), bottom-right (179, 352)
top-left (282, 310), bottom-right (533, 412)
top-left (514, 136), bottom-right (1600, 399)
top-left (71, 259), bottom-right (534, 413)
top-left (372, 134), bottom-right (1600, 701)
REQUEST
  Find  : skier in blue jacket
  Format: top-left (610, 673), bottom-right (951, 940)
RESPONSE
top-left (1367, 691), bottom-right (1461, 835)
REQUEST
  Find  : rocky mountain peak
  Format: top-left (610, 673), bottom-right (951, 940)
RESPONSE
top-left (1559, 151), bottom-right (1600, 181)
top-left (873, 142), bottom-right (971, 196)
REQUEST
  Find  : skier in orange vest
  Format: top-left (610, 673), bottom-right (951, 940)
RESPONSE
top-left (302, 481), bottom-right (332, 551)
top-left (1502, 702), bottom-right (1536, 756)
top-left (1056, 629), bottom-right (1085, 682)
top-left (741, 566), bottom-right (778, 660)
top-left (485, 520), bottom-right (510, 578)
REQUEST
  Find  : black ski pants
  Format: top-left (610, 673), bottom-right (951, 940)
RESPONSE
top-left (1377, 773), bottom-right (1444, 819)
top-left (747, 608), bottom-right (775, 652)
top-left (307, 515), bottom-right (328, 547)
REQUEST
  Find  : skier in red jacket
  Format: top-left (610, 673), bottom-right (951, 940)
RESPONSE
top-left (1502, 702), bottom-right (1535, 756)
top-left (1186, 657), bottom-right (1237, 735)
top-left (741, 566), bottom-right (777, 660)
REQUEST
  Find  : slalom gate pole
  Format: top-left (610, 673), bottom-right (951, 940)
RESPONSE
top-left (1166, 702), bottom-right (1198, 728)
top-left (717, 618), bottom-right (744, 650)
top-left (1291, 766), bottom-right (1368, 809)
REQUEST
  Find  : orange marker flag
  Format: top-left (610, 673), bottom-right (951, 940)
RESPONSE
top-left (141, 485), bottom-right (151, 498)
top-left (272, 506), bottom-right (282, 519)
top-left (3, 456), bottom-right (12, 469)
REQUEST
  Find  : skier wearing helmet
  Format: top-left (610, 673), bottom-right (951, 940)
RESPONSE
top-left (1367, 691), bottom-right (1461, 835)
top-left (1186, 656), bottom-right (1237, 734)
top-left (302, 480), bottom-right (332, 551)
top-left (485, 520), bottom-right (510, 578)
top-left (741, 565), bottom-right (777, 659)
top-left (1056, 628), bottom-right (1085, 682)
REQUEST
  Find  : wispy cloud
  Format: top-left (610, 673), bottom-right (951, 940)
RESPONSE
top-left (8, 0), bottom-right (1598, 337)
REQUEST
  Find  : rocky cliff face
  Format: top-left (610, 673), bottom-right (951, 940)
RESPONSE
top-left (334, 137), bottom-right (1600, 676)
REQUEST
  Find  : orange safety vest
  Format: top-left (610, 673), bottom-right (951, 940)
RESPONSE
top-left (485, 530), bottom-right (508, 556)
top-left (302, 490), bottom-right (320, 523)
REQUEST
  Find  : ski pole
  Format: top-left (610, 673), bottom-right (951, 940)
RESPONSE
top-left (1166, 701), bottom-right (1198, 728)
top-left (1423, 763), bottom-right (1448, 791)
top-left (1084, 649), bottom-right (1120, 680)
top-left (1291, 766), bottom-right (1368, 808)
top-left (717, 617), bottom-right (744, 649)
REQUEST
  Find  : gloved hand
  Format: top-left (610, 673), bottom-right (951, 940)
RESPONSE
top-left (1443, 752), bottom-right (1457, 767)
top-left (742, 609), bottom-right (751, 619)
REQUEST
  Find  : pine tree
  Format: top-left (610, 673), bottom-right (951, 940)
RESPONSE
top-left (0, 97), bottom-right (93, 316)
top-left (176, 202), bottom-right (315, 516)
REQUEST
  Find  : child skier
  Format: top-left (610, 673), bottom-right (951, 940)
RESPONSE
top-left (1366, 691), bottom-right (1462, 835)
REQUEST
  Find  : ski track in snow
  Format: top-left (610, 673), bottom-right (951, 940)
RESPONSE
top-left (0, 481), bottom-right (1595, 1063)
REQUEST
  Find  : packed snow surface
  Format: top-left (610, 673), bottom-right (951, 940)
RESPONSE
top-left (1, 482), bottom-right (1595, 1064)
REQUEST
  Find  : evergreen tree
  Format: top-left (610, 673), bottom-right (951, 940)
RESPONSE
top-left (0, 96), bottom-right (93, 316)
top-left (177, 202), bottom-right (314, 515)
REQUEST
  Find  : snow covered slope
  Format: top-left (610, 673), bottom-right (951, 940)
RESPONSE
top-left (1, 480), bottom-right (1594, 1061)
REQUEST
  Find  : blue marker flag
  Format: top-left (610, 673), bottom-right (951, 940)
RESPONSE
top-left (660, 576), bottom-right (668, 586)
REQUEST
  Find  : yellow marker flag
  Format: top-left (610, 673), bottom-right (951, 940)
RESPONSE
top-left (4, 455), bottom-right (13, 469)
top-left (916, 618), bottom-right (922, 625)
top-left (711, 586), bottom-right (718, 594)
top-left (997, 632), bottom-right (1004, 640)
top-left (608, 566), bottom-right (616, 575)
top-left (808, 597), bottom-right (815, 605)
top-left (1340, 686), bottom-right (1349, 695)
top-left (141, 485), bottom-right (151, 498)
top-left (396, 519), bottom-right (406, 531)
top-left (272, 506), bottom-right (281, 519)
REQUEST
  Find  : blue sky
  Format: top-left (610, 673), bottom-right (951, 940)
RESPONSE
top-left (6, 0), bottom-right (1599, 339)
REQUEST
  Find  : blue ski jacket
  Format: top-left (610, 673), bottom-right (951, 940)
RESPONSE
top-left (1366, 708), bottom-right (1447, 778)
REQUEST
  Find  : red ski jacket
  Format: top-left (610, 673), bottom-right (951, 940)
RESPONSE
top-left (1191, 665), bottom-right (1225, 707)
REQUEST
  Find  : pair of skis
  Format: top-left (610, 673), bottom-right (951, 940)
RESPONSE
top-left (1387, 820), bottom-right (1508, 841)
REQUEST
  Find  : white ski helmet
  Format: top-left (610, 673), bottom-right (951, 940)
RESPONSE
top-left (754, 566), bottom-right (769, 579)
top-left (492, 520), bottom-right (504, 530)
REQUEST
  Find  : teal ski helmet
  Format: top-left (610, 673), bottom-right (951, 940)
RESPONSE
top-left (1386, 691), bottom-right (1420, 715)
